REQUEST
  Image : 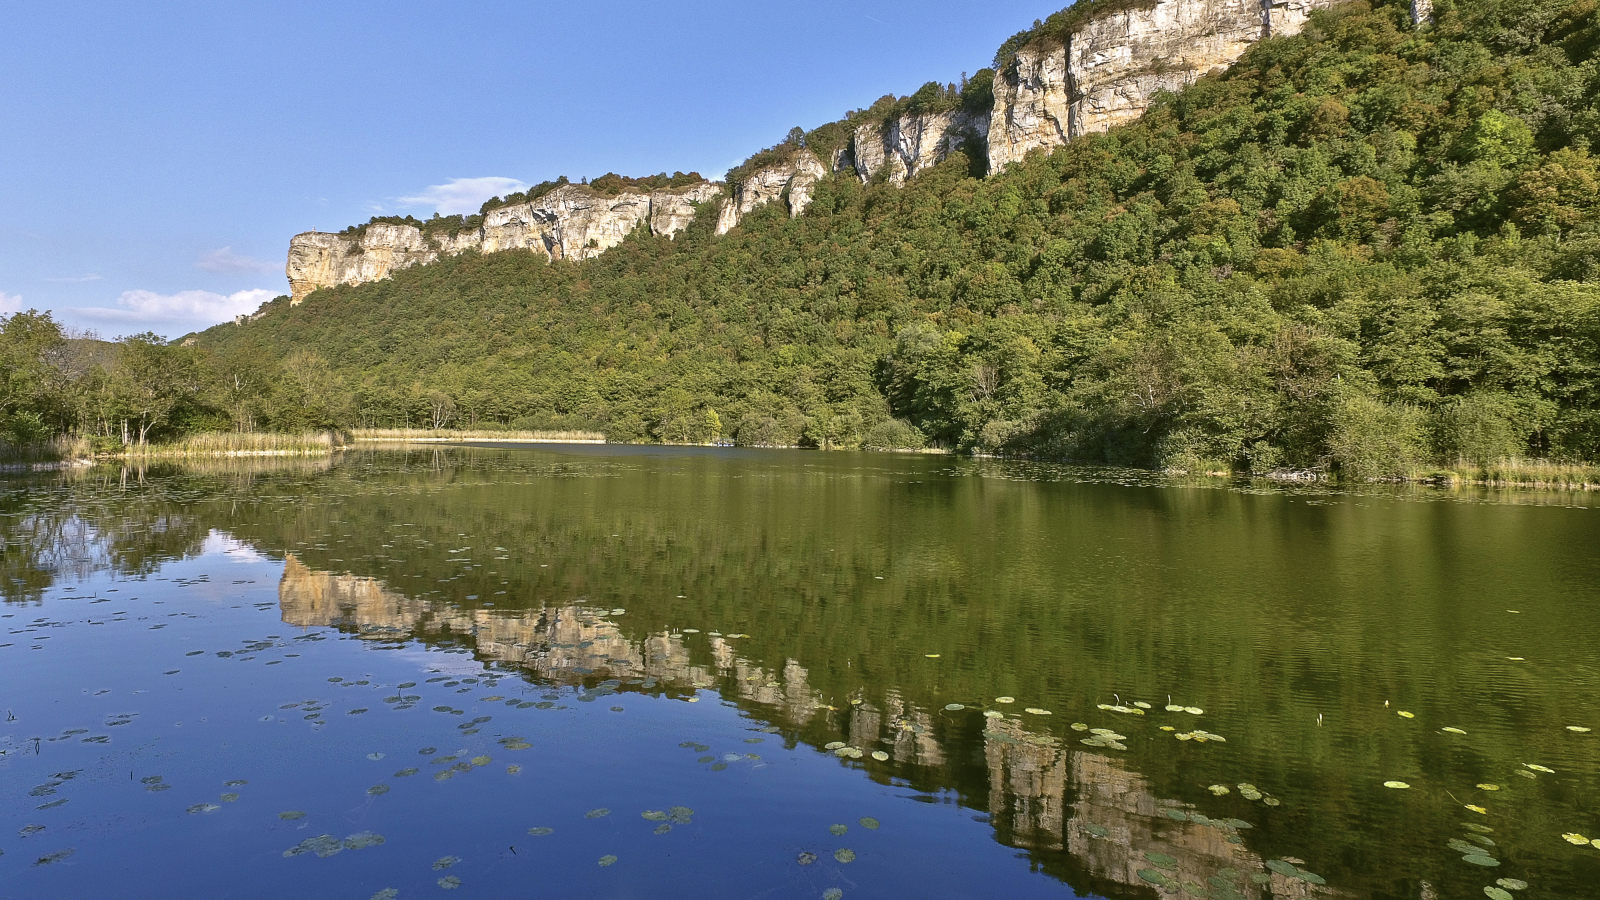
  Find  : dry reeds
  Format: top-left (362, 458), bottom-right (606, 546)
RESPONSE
top-left (116, 431), bottom-right (347, 458)
top-left (352, 428), bottom-right (605, 444)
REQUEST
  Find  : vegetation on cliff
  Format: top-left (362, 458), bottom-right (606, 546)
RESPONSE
top-left (11, 0), bottom-right (1600, 481)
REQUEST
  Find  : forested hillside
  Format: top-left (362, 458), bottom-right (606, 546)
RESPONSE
top-left (194, 0), bottom-right (1600, 476)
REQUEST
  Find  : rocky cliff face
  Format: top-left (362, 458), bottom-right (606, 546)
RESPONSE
top-left (285, 0), bottom-right (1350, 302)
top-left (988, 0), bottom-right (1340, 171)
top-left (714, 150), bottom-right (829, 235)
top-left (845, 109), bottom-right (988, 185)
top-left (286, 182), bottom-right (720, 304)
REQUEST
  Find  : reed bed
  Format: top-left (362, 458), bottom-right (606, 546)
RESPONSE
top-left (1435, 458), bottom-right (1600, 489)
top-left (352, 428), bottom-right (605, 444)
top-left (0, 434), bottom-right (94, 467)
top-left (116, 431), bottom-right (347, 458)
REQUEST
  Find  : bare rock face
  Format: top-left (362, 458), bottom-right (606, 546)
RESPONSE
top-left (286, 181), bottom-right (721, 303)
top-left (714, 149), bottom-right (828, 235)
top-left (847, 109), bottom-right (989, 185)
top-left (988, 0), bottom-right (1341, 171)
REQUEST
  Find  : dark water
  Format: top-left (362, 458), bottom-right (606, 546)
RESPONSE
top-left (2, 447), bottom-right (1598, 900)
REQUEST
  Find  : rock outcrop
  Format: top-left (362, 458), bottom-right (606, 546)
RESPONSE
top-left (714, 149), bottom-right (829, 235)
top-left (286, 182), bottom-right (720, 304)
top-left (845, 109), bottom-right (988, 185)
top-left (988, 0), bottom-right (1340, 171)
top-left (284, 0), bottom-right (1349, 301)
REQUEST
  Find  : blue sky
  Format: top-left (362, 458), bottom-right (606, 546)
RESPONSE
top-left (1, 0), bottom-right (1056, 337)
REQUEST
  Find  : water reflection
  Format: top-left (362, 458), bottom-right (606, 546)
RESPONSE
top-left (277, 556), bottom-right (1334, 898)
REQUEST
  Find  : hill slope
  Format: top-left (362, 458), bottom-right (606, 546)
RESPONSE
top-left (200, 0), bottom-right (1600, 476)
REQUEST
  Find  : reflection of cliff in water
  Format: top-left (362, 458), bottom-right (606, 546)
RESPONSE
top-left (279, 556), bottom-right (1330, 900)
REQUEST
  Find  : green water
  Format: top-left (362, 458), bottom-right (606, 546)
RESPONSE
top-left (2, 446), bottom-right (1597, 899)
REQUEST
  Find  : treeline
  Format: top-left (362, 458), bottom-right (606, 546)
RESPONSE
top-left (0, 311), bottom-right (364, 455)
top-left (195, 0), bottom-right (1600, 477)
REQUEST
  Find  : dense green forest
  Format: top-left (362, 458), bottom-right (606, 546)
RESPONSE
top-left (10, 0), bottom-right (1600, 479)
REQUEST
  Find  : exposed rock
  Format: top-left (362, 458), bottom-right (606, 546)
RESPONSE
top-left (848, 109), bottom-right (989, 185)
top-left (988, 0), bottom-right (1341, 171)
top-left (1410, 0), bottom-right (1432, 27)
top-left (715, 149), bottom-right (828, 235)
top-left (286, 182), bottom-right (720, 303)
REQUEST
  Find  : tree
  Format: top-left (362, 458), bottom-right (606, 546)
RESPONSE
top-left (111, 333), bottom-right (203, 444)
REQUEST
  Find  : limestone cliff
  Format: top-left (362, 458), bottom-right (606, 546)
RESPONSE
top-left (988, 0), bottom-right (1341, 171)
top-left (844, 109), bottom-right (988, 185)
top-left (714, 149), bottom-right (829, 236)
top-left (284, 0), bottom-right (1350, 303)
top-left (286, 181), bottom-right (720, 304)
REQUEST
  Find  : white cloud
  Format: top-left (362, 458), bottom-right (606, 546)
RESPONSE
top-left (74, 288), bottom-right (278, 329)
top-left (43, 273), bottom-right (103, 283)
top-left (399, 176), bottom-right (530, 215)
top-left (0, 292), bottom-right (23, 314)
top-left (195, 247), bottom-right (277, 275)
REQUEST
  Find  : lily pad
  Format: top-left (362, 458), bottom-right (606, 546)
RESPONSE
top-left (437, 876), bottom-right (460, 889)
top-left (1024, 708), bottom-right (1051, 716)
top-left (1477, 784), bottom-right (1500, 791)
top-left (1145, 851), bottom-right (1178, 869)
top-left (1496, 878), bottom-right (1528, 890)
top-left (859, 817), bottom-right (880, 829)
top-left (1266, 860), bottom-right (1300, 878)
top-left (1568, 726), bottom-right (1592, 733)
top-left (995, 697), bottom-right (1015, 704)
top-left (944, 703), bottom-right (965, 711)
top-left (1485, 889), bottom-right (1514, 900)
top-left (1561, 833), bottom-right (1590, 845)
top-left (823, 890), bottom-right (843, 900)
top-left (1526, 764), bottom-right (1556, 773)
top-left (433, 856), bottom-right (460, 870)
top-left (1443, 727), bottom-right (1468, 735)
top-left (1462, 854), bottom-right (1500, 867)
top-left (527, 827), bottom-right (554, 836)
top-left (585, 808), bottom-right (610, 819)
top-left (1384, 781), bottom-right (1411, 789)
top-left (834, 848), bottom-right (856, 863)
top-left (278, 810), bottom-right (306, 820)
top-left (598, 854), bottom-right (617, 867)
top-left (830, 824), bottom-right (848, 836)
top-left (871, 751), bottom-right (889, 761)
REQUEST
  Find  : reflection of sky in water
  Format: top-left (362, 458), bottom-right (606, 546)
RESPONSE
top-left (0, 539), bottom-right (1063, 900)
top-left (2, 449), bottom-right (1599, 900)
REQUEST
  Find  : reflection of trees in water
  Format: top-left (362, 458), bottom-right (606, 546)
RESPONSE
top-left (277, 557), bottom-right (1317, 900)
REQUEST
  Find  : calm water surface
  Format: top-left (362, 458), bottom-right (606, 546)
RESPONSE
top-left (2, 447), bottom-right (1598, 900)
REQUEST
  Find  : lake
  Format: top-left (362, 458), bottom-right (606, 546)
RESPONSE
top-left (2, 446), bottom-right (1597, 900)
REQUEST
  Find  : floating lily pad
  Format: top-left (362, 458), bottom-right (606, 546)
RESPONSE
top-left (598, 854), bottom-right (617, 867)
top-left (797, 851), bottom-right (817, 865)
top-left (1384, 781), bottom-right (1411, 789)
top-left (224, 780), bottom-right (248, 787)
top-left (871, 750), bottom-right (889, 761)
top-left (1024, 708), bottom-right (1051, 716)
top-left (1208, 785), bottom-right (1231, 796)
top-left (1145, 851), bottom-right (1178, 869)
top-left (834, 848), bottom-right (856, 863)
top-left (1466, 805), bottom-right (1488, 814)
top-left (1568, 726), bottom-right (1592, 733)
top-left (1561, 833), bottom-right (1590, 845)
top-left (278, 810), bottom-right (306, 820)
top-left (437, 876), bottom-right (460, 889)
top-left (1398, 711), bottom-right (1415, 719)
top-left (1137, 869), bottom-right (1170, 886)
top-left (1477, 784), bottom-right (1500, 791)
top-left (1083, 823), bottom-right (1110, 838)
top-left (823, 890), bottom-right (843, 900)
top-left (284, 835), bottom-right (343, 858)
top-left (944, 703), bottom-right (965, 711)
top-left (370, 890), bottom-right (398, 900)
top-left (860, 817), bottom-right (880, 830)
top-left (527, 827), bottom-right (554, 836)
top-left (1496, 878), bottom-right (1528, 890)
top-left (343, 832), bottom-right (384, 850)
top-left (367, 784), bottom-right (390, 796)
top-left (1443, 727), bottom-right (1467, 735)
top-left (32, 848), bottom-right (75, 867)
top-left (1526, 764), bottom-right (1556, 773)
top-left (394, 768), bottom-right (419, 777)
top-left (186, 802), bottom-right (220, 815)
top-left (1462, 854), bottom-right (1500, 867)
top-left (1484, 889), bottom-right (1514, 900)
top-left (432, 856), bottom-right (461, 870)
top-left (1266, 860), bottom-right (1299, 878)
top-left (220, 793), bottom-right (240, 802)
